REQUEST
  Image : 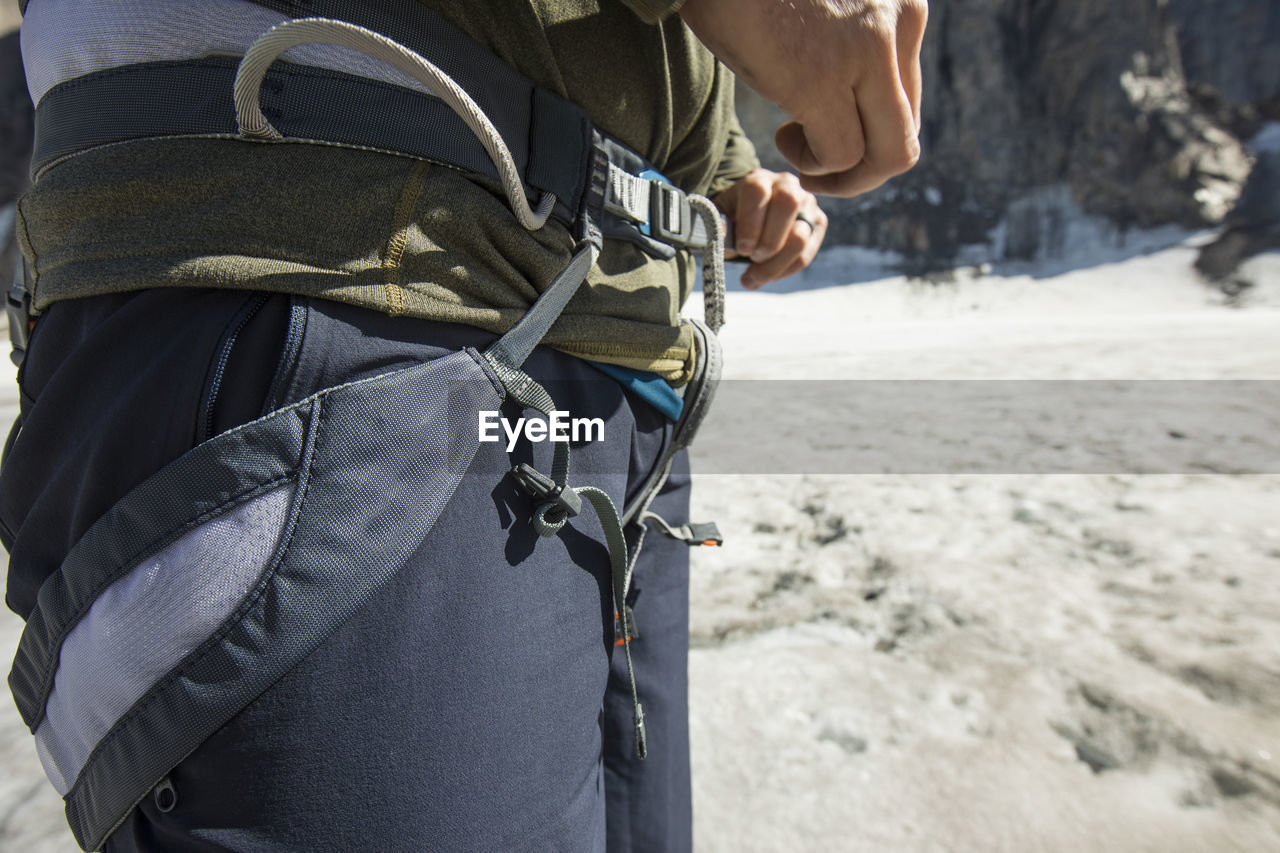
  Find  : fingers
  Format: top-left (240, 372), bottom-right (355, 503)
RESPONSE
top-left (773, 0), bottom-right (928, 198)
top-left (740, 197), bottom-right (827, 290)
top-left (710, 167), bottom-right (828, 289)
top-left (726, 171), bottom-right (772, 257)
top-left (798, 49), bottom-right (919, 198)
top-left (774, 88), bottom-right (865, 176)
top-left (751, 172), bottom-right (804, 262)
top-left (679, 0), bottom-right (927, 196)
top-left (711, 183), bottom-right (741, 257)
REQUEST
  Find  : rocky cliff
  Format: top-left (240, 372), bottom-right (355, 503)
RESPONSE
top-left (735, 0), bottom-right (1278, 274)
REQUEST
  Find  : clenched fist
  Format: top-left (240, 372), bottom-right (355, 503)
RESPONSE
top-left (680, 0), bottom-right (927, 198)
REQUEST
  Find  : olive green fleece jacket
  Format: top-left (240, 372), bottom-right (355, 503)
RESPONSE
top-left (16, 0), bottom-right (756, 384)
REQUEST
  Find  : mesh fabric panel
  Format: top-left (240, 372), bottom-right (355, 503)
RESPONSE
top-left (34, 484), bottom-right (293, 795)
top-left (22, 0), bottom-right (437, 105)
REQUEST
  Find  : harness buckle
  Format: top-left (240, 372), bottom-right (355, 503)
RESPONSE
top-left (511, 462), bottom-right (582, 519)
top-left (649, 180), bottom-right (694, 246)
top-left (7, 259), bottom-right (32, 369)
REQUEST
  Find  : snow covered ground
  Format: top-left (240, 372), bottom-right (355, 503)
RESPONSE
top-left (688, 240), bottom-right (1280, 851)
top-left (1, 238), bottom-right (1277, 850)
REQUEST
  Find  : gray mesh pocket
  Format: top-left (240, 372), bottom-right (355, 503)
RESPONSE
top-left (34, 484), bottom-right (294, 795)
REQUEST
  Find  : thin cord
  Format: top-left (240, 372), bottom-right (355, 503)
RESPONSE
top-left (233, 17), bottom-right (555, 230)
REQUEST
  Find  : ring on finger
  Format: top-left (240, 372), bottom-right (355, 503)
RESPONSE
top-left (795, 210), bottom-right (819, 234)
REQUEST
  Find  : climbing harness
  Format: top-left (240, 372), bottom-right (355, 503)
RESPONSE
top-left (10, 6), bottom-right (727, 849)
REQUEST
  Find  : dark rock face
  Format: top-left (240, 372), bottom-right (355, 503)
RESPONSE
top-left (736, 0), bottom-right (1271, 272)
top-left (1195, 146), bottom-right (1280, 291)
top-left (1168, 0), bottom-right (1280, 106)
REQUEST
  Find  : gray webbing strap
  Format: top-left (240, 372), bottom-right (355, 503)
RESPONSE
top-left (605, 163), bottom-right (713, 251)
top-left (640, 511), bottom-right (723, 547)
top-left (484, 242), bottom-right (600, 371)
top-left (579, 484), bottom-right (647, 759)
top-left (477, 238), bottom-right (647, 756)
top-left (484, 371), bottom-right (647, 756)
top-left (479, 239), bottom-right (596, 524)
top-left (623, 455), bottom-right (671, 578)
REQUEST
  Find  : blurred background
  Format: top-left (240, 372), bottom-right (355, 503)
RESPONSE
top-left (1, 3), bottom-right (1278, 851)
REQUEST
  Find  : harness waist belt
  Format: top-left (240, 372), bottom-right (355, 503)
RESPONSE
top-left (32, 61), bottom-right (714, 256)
top-left (32, 56), bottom-right (589, 227)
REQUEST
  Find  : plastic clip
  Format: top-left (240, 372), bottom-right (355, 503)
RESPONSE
top-left (649, 181), bottom-right (694, 246)
top-left (6, 263), bottom-right (32, 369)
top-left (511, 462), bottom-right (582, 519)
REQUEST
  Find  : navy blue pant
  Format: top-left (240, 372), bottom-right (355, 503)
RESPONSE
top-left (1, 290), bottom-right (692, 852)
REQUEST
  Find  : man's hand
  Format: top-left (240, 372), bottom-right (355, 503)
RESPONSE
top-left (680, 0), bottom-right (927, 198)
top-left (714, 168), bottom-right (828, 289)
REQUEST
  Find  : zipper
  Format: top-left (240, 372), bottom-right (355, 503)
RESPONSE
top-left (197, 293), bottom-right (268, 444)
